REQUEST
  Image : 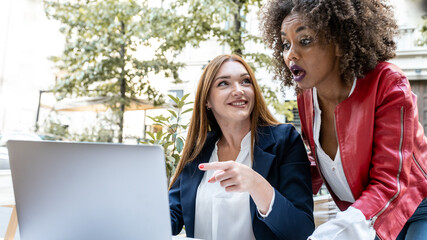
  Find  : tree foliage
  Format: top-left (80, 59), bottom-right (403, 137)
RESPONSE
top-left (142, 94), bottom-right (192, 182)
top-left (170, 0), bottom-right (271, 71)
top-left (44, 0), bottom-right (195, 142)
top-left (44, 0), bottom-right (293, 144)
top-left (419, 15), bottom-right (427, 46)
top-left (170, 0), bottom-right (295, 118)
top-left (412, 0), bottom-right (427, 46)
top-left (261, 85), bottom-right (297, 122)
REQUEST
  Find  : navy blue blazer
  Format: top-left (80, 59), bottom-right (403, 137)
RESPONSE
top-left (169, 124), bottom-right (314, 240)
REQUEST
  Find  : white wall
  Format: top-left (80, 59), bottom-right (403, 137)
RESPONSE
top-left (0, 0), bottom-right (63, 133)
top-left (389, 0), bottom-right (427, 80)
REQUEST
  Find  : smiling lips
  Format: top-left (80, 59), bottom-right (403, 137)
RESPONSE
top-left (229, 100), bottom-right (247, 107)
top-left (290, 64), bottom-right (306, 82)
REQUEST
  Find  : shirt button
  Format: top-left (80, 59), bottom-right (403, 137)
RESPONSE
top-left (332, 167), bottom-right (335, 171)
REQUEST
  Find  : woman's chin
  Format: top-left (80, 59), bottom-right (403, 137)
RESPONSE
top-left (296, 81), bottom-right (311, 90)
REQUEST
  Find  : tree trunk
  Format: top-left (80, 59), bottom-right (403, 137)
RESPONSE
top-left (118, 21), bottom-right (126, 143)
top-left (233, 0), bottom-right (243, 56)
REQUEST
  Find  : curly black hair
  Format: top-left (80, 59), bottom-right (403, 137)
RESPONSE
top-left (260, 0), bottom-right (398, 89)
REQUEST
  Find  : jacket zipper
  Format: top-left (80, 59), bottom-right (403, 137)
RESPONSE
top-left (370, 107), bottom-right (405, 237)
top-left (412, 154), bottom-right (427, 178)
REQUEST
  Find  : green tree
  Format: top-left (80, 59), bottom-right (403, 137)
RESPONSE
top-left (44, 0), bottom-right (194, 142)
top-left (142, 94), bottom-right (192, 182)
top-left (261, 85), bottom-right (298, 122)
top-left (419, 15), bottom-right (427, 46)
top-left (171, 0), bottom-right (270, 70)
top-left (169, 0), bottom-right (295, 117)
top-left (412, 0), bottom-right (427, 46)
top-left (44, 0), bottom-right (293, 144)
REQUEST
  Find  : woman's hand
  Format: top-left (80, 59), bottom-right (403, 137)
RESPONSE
top-left (199, 161), bottom-right (255, 192)
top-left (199, 161), bottom-right (274, 215)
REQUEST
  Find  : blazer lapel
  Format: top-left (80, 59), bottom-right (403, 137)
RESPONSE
top-left (252, 145), bottom-right (275, 180)
top-left (250, 126), bottom-right (276, 221)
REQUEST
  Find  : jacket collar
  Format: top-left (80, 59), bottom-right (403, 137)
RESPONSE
top-left (252, 126), bottom-right (276, 178)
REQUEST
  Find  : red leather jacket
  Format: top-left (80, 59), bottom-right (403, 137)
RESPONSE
top-left (297, 62), bottom-right (427, 240)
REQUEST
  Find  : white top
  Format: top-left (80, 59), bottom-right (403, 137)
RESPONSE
top-left (309, 206), bottom-right (376, 240)
top-left (312, 80), bottom-right (357, 203)
top-left (310, 79), bottom-right (375, 240)
top-left (194, 132), bottom-right (257, 240)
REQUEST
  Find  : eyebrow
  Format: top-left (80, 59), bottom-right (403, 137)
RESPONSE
top-left (214, 73), bottom-right (249, 81)
top-left (281, 26), bottom-right (307, 36)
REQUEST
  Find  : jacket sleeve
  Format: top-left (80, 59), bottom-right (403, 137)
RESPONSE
top-left (257, 125), bottom-right (315, 240)
top-left (169, 174), bottom-right (184, 235)
top-left (351, 71), bottom-right (418, 222)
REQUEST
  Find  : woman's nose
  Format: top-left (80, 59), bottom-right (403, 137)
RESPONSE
top-left (232, 83), bottom-right (244, 96)
top-left (284, 46), bottom-right (300, 62)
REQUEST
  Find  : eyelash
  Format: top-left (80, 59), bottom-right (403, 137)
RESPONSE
top-left (217, 78), bottom-right (251, 87)
top-left (218, 81), bottom-right (228, 87)
top-left (282, 37), bottom-right (313, 51)
top-left (301, 38), bottom-right (312, 46)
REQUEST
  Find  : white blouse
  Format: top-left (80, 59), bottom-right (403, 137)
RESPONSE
top-left (194, 132), bottom-right (256, 240)
top-left (312, 80), bottom-right (356, 203)
top-left (310, 79), bottom-right (376, 240)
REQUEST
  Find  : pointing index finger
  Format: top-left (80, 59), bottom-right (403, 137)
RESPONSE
top-left (198, 161), bottom-right (233, 171)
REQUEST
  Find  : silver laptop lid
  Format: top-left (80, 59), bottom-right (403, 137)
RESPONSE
top-left (7, 140), bottom-right (171, 240)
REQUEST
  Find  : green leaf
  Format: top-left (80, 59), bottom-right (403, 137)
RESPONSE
top-left (156, 130), bottom-right (163, 140)
top-left (164, 141), bottom-right (173, 149)
top-left (146, 132), bottom-right (156, 140)
top-left (167, 94), bottom-right (179, 104)
top-left (182, 108), bottom-right (193, 114)
top-left (176, 137), bottom-right (184, 153)
top-left (168, 109), bottom-right (178, 118)
top-left (181, 93), bottom-right (190, 102)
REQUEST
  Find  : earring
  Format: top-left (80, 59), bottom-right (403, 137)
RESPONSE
top-left (206, 107), bottom-right (211, 110)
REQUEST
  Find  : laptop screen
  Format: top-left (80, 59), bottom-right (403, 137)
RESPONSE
top-left (7, 140), bottom-right (171, 240)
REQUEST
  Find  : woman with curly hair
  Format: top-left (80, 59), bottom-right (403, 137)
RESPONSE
top-left (168, 54), bottom-right (314, 240)
top-left (260, 0), bottom-right (427, 239)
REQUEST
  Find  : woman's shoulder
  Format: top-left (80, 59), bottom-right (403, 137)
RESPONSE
top-left (361, 62), bottom-right (412, 98)
top-left (364, 62), bottom-right (408, 84)
top-left (259, 123), bottom-right (294, 132)
top-left (258, 124), bottom-right (300, 142)
top-left (269, 123), bottom-right (296, 131)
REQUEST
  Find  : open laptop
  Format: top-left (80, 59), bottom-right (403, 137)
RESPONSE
top-left (7, 140), bottom-right (172, 240)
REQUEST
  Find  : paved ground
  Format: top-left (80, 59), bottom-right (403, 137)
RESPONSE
top-left (0, 170), bottom-right (14, 205)
top-left (0, 170), bottom-right (18, 239)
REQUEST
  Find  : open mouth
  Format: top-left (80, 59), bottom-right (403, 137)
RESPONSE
top-left (289, 65), bottom-right (306, 82)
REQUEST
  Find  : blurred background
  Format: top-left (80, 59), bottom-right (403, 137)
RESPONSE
top-left (0, 0), bottom-right (426, 231)
top-left (0, 0), bottom-right (426, 142)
